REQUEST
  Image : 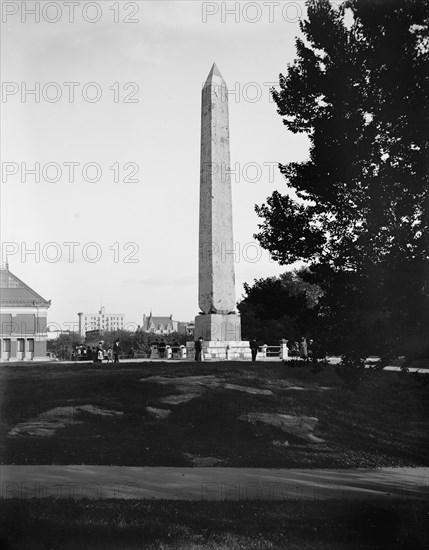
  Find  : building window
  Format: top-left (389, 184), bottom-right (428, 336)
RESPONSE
top-left (28, 339), bottom-right (35, 352)
top-left (3, 339), bottom-right (11, 352)
top-left (17, 339), bottom-right (25, 352)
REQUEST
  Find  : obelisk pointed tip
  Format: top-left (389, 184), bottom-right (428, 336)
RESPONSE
top-left (211, 62), bottom-right (222, 77)
top-left (205, 62), bottom-right (224, 84)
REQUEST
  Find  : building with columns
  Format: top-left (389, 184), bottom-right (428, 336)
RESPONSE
top-left (0, 265), bottom-right (51, 361)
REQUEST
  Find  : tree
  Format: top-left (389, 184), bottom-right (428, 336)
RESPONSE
top-left (47, 332), bottom-right (82, 359)
top-left (238, 269), bottom-right (323, 344)
top-left (255, 0), bottom-right (429, 354)
top-left (85, 329), bottom-right (190, 353)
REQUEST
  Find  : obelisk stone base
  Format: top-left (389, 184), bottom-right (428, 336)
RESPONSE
top-left (194, 313), bottom-right (241, 341)
top-left (186, 340), bottom-right (251, 361)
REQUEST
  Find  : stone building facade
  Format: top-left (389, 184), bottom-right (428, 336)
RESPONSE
top-left (0, 265), bottom-right (51, 361)
top-left (142, 313), bottom-right (178, 335)
top-left (77, 307), bottom-right (125, 337)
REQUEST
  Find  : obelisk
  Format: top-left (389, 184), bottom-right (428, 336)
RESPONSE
top-left (194, 63), bottom-right (242, 349)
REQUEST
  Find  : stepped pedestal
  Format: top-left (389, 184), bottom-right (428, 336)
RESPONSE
top-left (187, 340), bottom-right (251, 361)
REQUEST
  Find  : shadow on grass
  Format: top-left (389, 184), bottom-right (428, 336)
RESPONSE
top-left (1, 498), bottom-right (428, 549)
top-left (1, 361), bottom-right (428, 467)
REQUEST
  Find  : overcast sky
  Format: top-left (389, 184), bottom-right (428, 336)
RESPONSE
top-left (1, 0), bottom-right (316, 330)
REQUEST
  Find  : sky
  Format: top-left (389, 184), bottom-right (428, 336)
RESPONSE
top-left (1, 0), bottom-right (316, 330)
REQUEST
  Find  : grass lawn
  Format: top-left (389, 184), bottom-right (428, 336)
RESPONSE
top-left (1, 498), bottom-right (428, 549)
top-left (1, 361), bottom-right (428, 467)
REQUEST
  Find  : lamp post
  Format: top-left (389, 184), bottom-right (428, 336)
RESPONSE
top-left (32, 300), bottom-right (40, 361)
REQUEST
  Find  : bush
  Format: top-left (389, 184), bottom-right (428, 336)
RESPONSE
top-left (335, 354), bottom-right (366, 390)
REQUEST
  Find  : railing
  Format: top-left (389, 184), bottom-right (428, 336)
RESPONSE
top-left (119, 352), bottom-right (150, 360)
top-left (66, 344), bottom-right (286, 362)
top-left (264, 346), bottom-right (281, 358)
top-left (150, 347), bottom-right (185, 360)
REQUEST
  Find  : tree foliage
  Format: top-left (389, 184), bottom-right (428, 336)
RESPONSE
top-left (47, 330), bottom-right (190, 360)
top-left (254, 0), bottom-right (429, 354)
top-left (85, 330), bottom-right (190, 351)
top-left (238, 269), bottom-right (323, 344)
top-left (47, 332), bottom-right (83, 359)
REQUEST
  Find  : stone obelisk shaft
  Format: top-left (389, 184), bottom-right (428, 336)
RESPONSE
top-left (198, 63), bottom-right (236, 315)
top-left (194, 63), bottom-right (241, 344)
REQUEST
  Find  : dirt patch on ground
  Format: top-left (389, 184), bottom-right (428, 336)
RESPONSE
top-left (141, 375), bottom-right (273, 400)
top-left (239, 413), bottom-right (325, 444)
top-left (9, 405), bottom-right (123, 438)
top-left (160, 394), bottom-right (201, 405)
top-left (273, 440), bottom-right (290, 447)
top-left (183, 453), bottom-right (225, 466)
top-left (265, 379), bottom-right (333, 392)
top-left (146, 407), bottom-right (171, 420)
top-left (224, 383), bottom-right (272, 395)
top-left (283, 385), bottom-right (333, 392)
top-left (141, 375), bottom-right (220, 390)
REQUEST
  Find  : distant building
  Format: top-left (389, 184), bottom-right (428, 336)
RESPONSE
top-left (78, 306), bottom-right (124, 337)
top-left (0, 265), bottom-right (51, 361)
top-left (47, 328), bottom-right (73, 341)
top-left (142, 313), bottom-right (178, 335)
top-left (178, 321), bottom-right (195, 337)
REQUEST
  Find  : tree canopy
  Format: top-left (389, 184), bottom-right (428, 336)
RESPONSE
top-left (238, 269), bottom-right (323, 345)
top-left (254, 0), bottom-right (428, 355)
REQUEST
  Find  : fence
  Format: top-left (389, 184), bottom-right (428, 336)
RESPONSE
top-left (263, 346), bottom-right (281, 358)
top-left (58, 343), bottom-right (286, 362)
top-left (118, 345), bottom-right (284, 361)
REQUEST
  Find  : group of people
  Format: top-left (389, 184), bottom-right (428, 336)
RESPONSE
top-left (72, 340), bottom-right (184, 362)
top-left (72, 341), bottom-right (121, 363)
top-left (153, 339), bottom-right (181, 359)
top-left (289, 337), bottom-right (315, 359)
top-left (249, 337), bottom-right (315, 361)
top-left (72, 337), bottom-right (316, 363)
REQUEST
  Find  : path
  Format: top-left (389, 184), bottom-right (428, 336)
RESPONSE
top-left (44, 357), bottom-right (429, 372)
top-left (1, 466), bottom-right (427, 501)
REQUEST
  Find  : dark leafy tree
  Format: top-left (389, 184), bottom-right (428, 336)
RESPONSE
top-left (238, 269), bottom-right (323, 344)
top-left (48, 330), bottom-right (191, 360)
top-left (85, 330), bottom-right (190, 352)
top-left (47, 332), bottom-right (82, 359)
top-left (255, 0), bottom-right (429, 355)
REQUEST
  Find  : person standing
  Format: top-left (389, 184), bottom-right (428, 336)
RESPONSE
top-left (299, 337), bottom-right (308, 360)
top-left (308, 339), bottom-right (314, 358)
top-left (249, 338), bottom-right (258, 362)
top-left (172, 340), bottom-right (180, 359)
top-left (293, 341), bottom-right (299, 357)
top-left (195, 337), bottom-right (203, 362)
top-left (113, 340), bottom-right (120, 363)
top-left (158, 339), bottom-right (166, 359)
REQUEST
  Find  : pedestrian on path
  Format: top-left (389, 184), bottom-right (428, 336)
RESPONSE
top-left (113, 340), bottom-right (120, 363)
top-left (299, 337), bottom-right (308, 360)
top-left (158, 340), bottom-right (166, 359)
top-left (250, 338), bottom-right (258, 362)
top-left (195, 337), bottom-right (203, 362)
top-left (308, 339), bottom-right (314, 358)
